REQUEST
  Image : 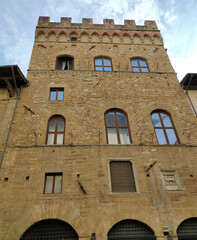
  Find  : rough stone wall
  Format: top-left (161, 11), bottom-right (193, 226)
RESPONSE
top-left (0, 18), bottom-right (197, 240)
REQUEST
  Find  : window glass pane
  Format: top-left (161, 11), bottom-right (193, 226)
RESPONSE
top-left (152, 113), bottom-right (161, 127)
top-left (106, 112), bottom-right (116, 126)
top-left (117, 112), bottom-right (127, 126)
top-left (45, 175), bottom-right (53, 193)
top-left (133, 68), bottom-right (140, 72)
top-left (155, 129), bottom-right (167, 144)
top-left (139, 60), bottom-right (147, 67)
top-left (103, 59), bottom-right (111, 66)
top-left (161, 113), bottom-right (172, 127)
top-left (141, 68), bottom-right (149, 72)
top-left (107, 128), bottom-right (118, 144)
top-left (47, 133), bottom-right (54, 145)
top-left (95, 59), bottom-right (102, 66)
top-left (54, 175), bottom-right (62, 193)
top-left (95, 67), bottom-right (103, 71)
top-left (50, 91), bottom-right (56, 101)
top-left (166, 129), bottom-right (178, 144)
top-left (104, 67), bottom-right (112, 71)
top-left (131, 60), bottom-right (138, 67)
top-left (49, 118), bottom-right (56, 131)
top-left (56, 133), bottom-right (64, 144)
top-left (119, 128), bottom-right (130, 144)
top-left (58, 118), bottom-right (64, 131)
top-left (57, 91), bottom-right (64, 101)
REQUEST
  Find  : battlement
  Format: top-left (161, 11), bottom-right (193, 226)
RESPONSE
top-left (37, 17), bottom-right (158, 31)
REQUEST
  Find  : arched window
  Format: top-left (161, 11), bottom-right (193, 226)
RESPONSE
top-left (131, 58), bottom-right (149, 72)
top-left (20, 219), bottom-right (78, 240)
top-left (46, 115), bottom-right (65, 145)
top-left (56, 56), bottom-right (74, 70)
top-left (95, 57), bottom-right (112, 71)
top-left (177, 218), bottom-right (197, 240)
top-left (105, 109), bottom-right (131, 144)
top-left (151, 110), bottom-right (179, 144)
top-left (108, 219), bottom-right (156, 240)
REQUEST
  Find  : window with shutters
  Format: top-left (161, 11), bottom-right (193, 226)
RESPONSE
top-left (50, 88), bottom-right (64, 101)
top-left (151, 110), bottom-right (180, 144)
top-left (110, 161), bottom-right (136, 193)
top-left (56, 56), bottom-right (74, 70)
top-left (105, 109), bottom-right (131, 144)
top-left (44, 173), bottom-right (62, 194)
top-left (46, 115), bottom-right (65, 145)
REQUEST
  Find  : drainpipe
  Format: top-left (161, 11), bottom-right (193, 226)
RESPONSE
top-left (185, 74), bottom-right (197, 116)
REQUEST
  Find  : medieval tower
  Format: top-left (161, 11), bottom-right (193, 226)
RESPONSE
top-left (0, 17), bottom-right (197, 240)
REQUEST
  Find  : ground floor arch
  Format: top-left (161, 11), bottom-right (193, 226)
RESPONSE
top-left (177, 217), bottom-right (197, 240)
top-left (20, 218), bottom-right (78, 240)
top-left (107, 219), bottom-right (156, 240)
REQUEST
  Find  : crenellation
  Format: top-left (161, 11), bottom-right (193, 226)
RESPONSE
top-left (37, 16), bottom-right (158, 31)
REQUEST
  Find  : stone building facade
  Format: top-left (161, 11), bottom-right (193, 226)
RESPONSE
top-left (0, 17), bottom-right (197, 240)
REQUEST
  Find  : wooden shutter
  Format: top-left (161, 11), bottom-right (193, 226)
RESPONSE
top-left (110, 161), bottom-right (136, 192)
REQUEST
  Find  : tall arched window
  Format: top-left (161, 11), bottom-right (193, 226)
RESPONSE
top-left (105, 109), bottom-right (131, 144)
top-left (95, 57), bottom-right (112, 71)
top-left (108, 219), bottom-right (156, 240)
top-left (56, 56), bottom-right (74, 70)
top-left (177, 218), bottom-right (197, 240)
top-left (131, 58), bottom-right (149, 72)
top-left (151, 110), bottom-right (179, 144)
top-left (20, 219), bottom-right (78, 240)
top-left (46, 115), bottom-right (65, 145)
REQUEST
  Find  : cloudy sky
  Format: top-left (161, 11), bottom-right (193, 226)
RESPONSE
top-left (0, 0), bottom-right (196, 81)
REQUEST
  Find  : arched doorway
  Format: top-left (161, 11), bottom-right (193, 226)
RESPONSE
top-left (20, 219), bottom-right (78, 240)
top-left (177, 217), bottom-right (197, 240)
top-left (108, 219), bottom-right (156, 240)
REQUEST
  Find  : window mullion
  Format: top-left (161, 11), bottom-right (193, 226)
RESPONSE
top-left (114, 112), bottom-right (121, 144)
top-left (159, 112), bottom-right (169, 144)
top-left (54, 118), bottom-right (58, 144)
top-left (52, 175), bottom-right (55, 193)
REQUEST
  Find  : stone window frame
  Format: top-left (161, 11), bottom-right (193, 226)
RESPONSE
top-left (130, 57), bottom-right (149, 72)
top-left (44, 172), bottom-right (63, 194)
top-left (46, 115), bottom-right (65, 145)
top-left (108, 159), bottom-right (137, 193)
top-left (151, 110), bottom-right (180, 145)
top-left (104, 109), bottom-right (132, 144)
top-left (49, 88), bottom-right (64, 101)
top-left (94, 56), bottom-right (113, 71)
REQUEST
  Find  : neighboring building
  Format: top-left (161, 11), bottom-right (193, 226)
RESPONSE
top-left (180, 73), bottom-right (197, 116)
top-left (0, 65), bottom-right (28, 166)
top-left (0, 17), bottom-right (197, 240)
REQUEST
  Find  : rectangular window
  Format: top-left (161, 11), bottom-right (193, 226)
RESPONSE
top-left (44, 173), bottom-right (62, 194)
top-left (50, 88), bottom-right (64, 101)
top-left (110, 161), bottom-right (136, 193)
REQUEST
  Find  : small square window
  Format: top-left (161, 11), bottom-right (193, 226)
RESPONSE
top-left (110, 161), bottom-right (136, 192)
top-left (44, 173), bottom-right (62, 194)
top-left (50, 88), bottom-right (64, 101)
top-left (71, 37), bottom-right (77, 42)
